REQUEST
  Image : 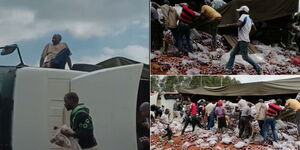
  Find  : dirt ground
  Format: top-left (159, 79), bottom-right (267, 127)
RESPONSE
top-left (151, 132), bottom-right (271, 150)
top-left (151, 58), bottom-right (224, 75)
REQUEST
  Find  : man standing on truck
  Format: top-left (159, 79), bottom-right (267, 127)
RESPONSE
top-left (40, 34), bottom-right (72, 69)
top-left (62, 92), bottom-right (98, 150)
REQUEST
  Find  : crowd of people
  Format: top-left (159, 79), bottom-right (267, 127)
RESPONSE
top-left (151, 93), bottom-right (300, 146)
top-left (151, 0), bottom-right (225, 54)
top-left (150, 0), bottom-right (265, 74)
top-left (151, 0), bottom-right (300, 75)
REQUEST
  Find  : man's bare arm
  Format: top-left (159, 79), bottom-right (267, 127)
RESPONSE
top-left (252, 24), bottom-right (257, 32)
top-left (225, 20), bottom-right (243, 27)
top-left (67, 57), bottom-right (72, 69)
top-left (40, 57), bottom-right (44, 67)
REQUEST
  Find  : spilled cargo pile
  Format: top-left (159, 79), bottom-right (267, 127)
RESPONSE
top-left (151, 119), bottom-right (300, 150)
top-left (150, 100), bottom-right (300, 150)
top-left (151, 31), bottom-right (300, 75)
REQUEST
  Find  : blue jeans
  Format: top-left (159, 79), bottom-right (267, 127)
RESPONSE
top-left (177, 22), bottom-right (193, 52)
top-left (262, 117), bottom-right (278, 142)
top-left (51, 48), bottom-right (70, 69)
top-left (207, 114), bottom-right (215, 129)
top-left (226, 41), bottom-right (260, 72)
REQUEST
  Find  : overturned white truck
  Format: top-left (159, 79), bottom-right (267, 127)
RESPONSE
top-left (0, 63), bottom-right (145, 150)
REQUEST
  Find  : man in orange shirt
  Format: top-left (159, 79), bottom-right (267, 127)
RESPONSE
top-left (285, 98), bottom-right (300, 140)
top-left (199, 3), bottom-right (222, 51)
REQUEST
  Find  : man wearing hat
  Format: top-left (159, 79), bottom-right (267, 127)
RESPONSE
top-left (214, 100), bottom-right (227, 133)
top-left (224, 6), bottom-right (262, 75)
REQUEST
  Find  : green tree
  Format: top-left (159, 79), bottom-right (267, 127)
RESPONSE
top-left (223, 76), bottom-right (240, 86)
top-left (156, 76), bottom-right (241, 92)
top-left (189, 76), bottom-right (203, 88)
top-left (151, 76), bottom-right (160, 92)
top-left (181, 76), bottom-right (192, 89)
top-left (161, 76), bottom-right (179, 92)
top-left (188, 76), bottom-right (240, 88)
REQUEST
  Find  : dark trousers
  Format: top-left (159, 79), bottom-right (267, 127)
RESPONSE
top-left (210, 18), bottom-right (221, 50)
top-left (226, 41), bottom-right (261, 73)
top-left (162, 126), bottom-right (172, 140)
top-left (263, 117), bottom-right (278, 142)
top-left (51, 48), bottom-right (70, 69)
top-left (156, 110), bottom-right (162, 118)
top-left (239, 116), bottom-right (250, 138)
top-left (151, 20), bottom-right (163, 50)
top-left (296, 32), bottom-right (300, 53)
top-left (177, 21), bottom-right (193, 52)
top-left (181, 115), bottom-right (203, 135)
top-left (194, 17), bottom-right (221, 50)
top-left (170, 28), bottom-right (178, 47)
top-left (207, 114), bottom-right (215, 129)
top-left (296, 110), bottom-right (300, 138)
top-left (218, 116), bottom-right (227, 129)
top-left (258, 120), bottom-right (264, 136)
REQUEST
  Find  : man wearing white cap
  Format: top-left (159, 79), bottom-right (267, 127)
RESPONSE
top-left (224, 6), bottom-right (262, 75)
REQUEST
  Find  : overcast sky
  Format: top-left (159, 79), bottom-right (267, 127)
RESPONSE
top-left (0, 0), bottom-right (149, 66)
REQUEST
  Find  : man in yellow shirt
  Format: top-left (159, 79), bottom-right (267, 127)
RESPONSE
top-left (199, 4), bottom-right (222, 51)
top-left (285, 98), bottom-right (300, 140)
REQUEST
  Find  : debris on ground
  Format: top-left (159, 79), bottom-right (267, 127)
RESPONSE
top-left (151, 100), bottom-right (300, 150)
top-left (151, 30), bottom-right (300, 75)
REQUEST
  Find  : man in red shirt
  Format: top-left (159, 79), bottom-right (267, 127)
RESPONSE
top-left (262, 99), bottom-right (282, 143)
top-left (181, 99), bottom-right (203, 135)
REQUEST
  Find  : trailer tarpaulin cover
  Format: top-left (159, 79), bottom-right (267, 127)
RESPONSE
top-left (218, 0), bottom-right (299, 25)
top-left (179, 77), bottom-right (300, 96)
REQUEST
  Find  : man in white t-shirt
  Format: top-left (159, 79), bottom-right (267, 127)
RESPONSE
top-left (159, 109), bottom-right (173, 143)
top-left (205, 102), bottom-right (216, 130)
top-left (224, 6), bottom-right (262, 75)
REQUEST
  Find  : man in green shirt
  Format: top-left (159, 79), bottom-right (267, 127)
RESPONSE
top-left (62, 92), bottom-right (98, 150)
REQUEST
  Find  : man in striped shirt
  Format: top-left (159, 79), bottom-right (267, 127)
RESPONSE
top-left (262, 99), bottom-right (282, 143)
top-left (177, 2), bottom-right (201, 55)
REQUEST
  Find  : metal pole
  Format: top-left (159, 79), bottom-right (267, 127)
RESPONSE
top-left (16, 47), bottom-right (24, 65)
top-left (201, 76), bottom-right (203, 87)
top-left (220, 76), bottom-right (223, 87)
